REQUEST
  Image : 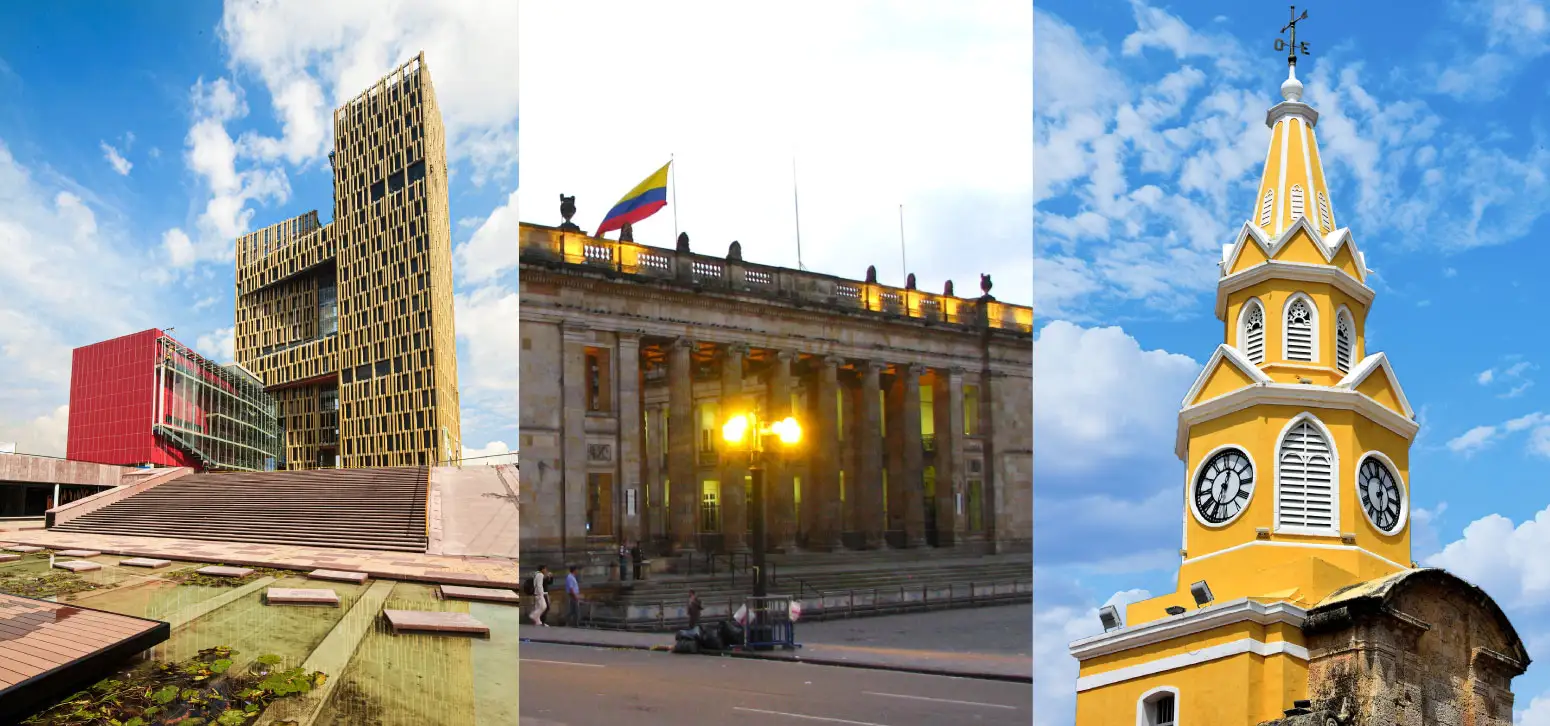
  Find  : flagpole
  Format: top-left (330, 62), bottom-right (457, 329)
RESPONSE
top-left (899, 204), bottom-right (907, 284)
top-left (671, 154), bottom-right (679, 242)
top-left (793, 156), bottom-right (804, 270)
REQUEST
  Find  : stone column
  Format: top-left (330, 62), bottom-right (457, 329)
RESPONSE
top-left (814, 355), bottom-right (844, 550)
top-left (768, 350), bottom-right (797, 552)
top-left (932, 367), bottom-right (963, 548)
top-left (885, 367), bottom-right (906, 544)
top-left (720, 342), bottom-right (749, 552)
top-left (859, 361), bottom-right (886, 549)
top-left (668, 337), bottom-right (697, 553)
top-left (617, 333), bottom-right (643, 546)
top-left (900, 363), bottom-right (928, 548)
top-left (644, 404), bottom-right (664, 544)
top-left (561, 324), bottom-right (591, 557)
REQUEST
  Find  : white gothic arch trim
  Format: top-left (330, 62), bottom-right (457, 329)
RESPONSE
top-left (1274, 412), bottom-right (1341, 537)
top-left (1334, 305), bottom-right (1356, 373)
top-left (1282, 292), bottom-right (1319, 363)
top-left (1136, 685), bottom-right (1181, 726)
top-left (1237, 297), bottom-right (1267, 364)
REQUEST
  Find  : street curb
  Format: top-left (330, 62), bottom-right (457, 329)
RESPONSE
top-left (519, 637), bottom-right (1033, 684)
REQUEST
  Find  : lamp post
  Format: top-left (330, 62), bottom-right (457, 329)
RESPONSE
top-left (721, 411), bottom-right (802, 598)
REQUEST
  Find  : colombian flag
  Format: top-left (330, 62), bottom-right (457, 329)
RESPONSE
top-left (595, 161), bottom-right (671, 238)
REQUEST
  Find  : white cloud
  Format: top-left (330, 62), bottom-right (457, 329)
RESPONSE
top-left (196, 327), bottom-right (236, 363)
top-left (0, 405), bottom-right (69, 458)
top-left (1033, 321), bottom-right (1199, 479)
top-left (1033, 587), bottom-right (1153, 726)
top-left (1481, 369), bottom-right (1497, 385)
top-left (1448, 424), bottom-right (1498, 455)
top-left (523, 1), bottom-right (1030, 306)
top-left (99, 141), bottom-right (132, 176)
top-left (1448, 411), bottom-right (1550, 458)
top-left (460, 440), bottom-right (518, 465)
top-left (163, 228), bottom-right (195, 267)
top-left (193, 295), bottom-right (221, 312)
top-left (1428, 506), bottom-right (1550, 609)
top-left (456, 189), bottom-right (520, 284)
top-left (1520, 691), bottom-right (1550, 726)
top-left (453, 283), bottom-right (519, 438)
top-left (217, 0), bottom-right (522, 182)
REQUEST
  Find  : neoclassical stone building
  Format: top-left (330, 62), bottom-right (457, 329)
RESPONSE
top-left (518, 215), bottom-right (1032, 563)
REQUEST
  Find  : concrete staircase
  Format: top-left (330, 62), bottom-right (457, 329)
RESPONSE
top-left (571, 552), bottom-right (1032, 631)
top-left (51, 467), bottom-right (429, 552)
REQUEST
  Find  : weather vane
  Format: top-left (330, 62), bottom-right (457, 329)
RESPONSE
top-left (1275, 5), bottom-right (1310, 66)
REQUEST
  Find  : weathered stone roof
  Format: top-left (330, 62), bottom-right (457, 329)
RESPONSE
top-left (1308, 567), bottom-right (1530, 669)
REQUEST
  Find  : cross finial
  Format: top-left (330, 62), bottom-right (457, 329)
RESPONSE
top-left (1276, 5), bottom-right (1311, 67)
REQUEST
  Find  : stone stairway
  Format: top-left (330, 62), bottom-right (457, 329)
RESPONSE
top-left (573, 552), bottom-right (1031, 630)
top-left (51, 467), bottom-right (429, 552)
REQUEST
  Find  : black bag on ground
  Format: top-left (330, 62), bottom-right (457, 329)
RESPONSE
top-left (698, 623), bottom-right (724, 651)
top-left (719, 620), bottom-right (743, 647)
top-left (672, 630), bottom-right (700, 654)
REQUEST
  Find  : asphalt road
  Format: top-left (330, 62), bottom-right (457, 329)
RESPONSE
top-left (519, 642), bottom-right (1032, 726)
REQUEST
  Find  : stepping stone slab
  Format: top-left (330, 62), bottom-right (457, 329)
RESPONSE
top-left (55, 560), bottom-right (102, 572)
top-left (5, 546), bottom-right (43, 553)
top-left (383, 609), bottom-right (490, 637)
top-left (266, 588), bottom-right (340, 607)
top-left (309, 569), bottom-right (369, 584)
top-left (195, 566), bottom-right (254, 578)
top-left (0, 554), bottom-right (20, 563)
top-left (439, 585), bottom-right (520, 604)
top-left (119, 558), bottom-right (173, 569)
top-left (56, 549), bottom-right (101, 557)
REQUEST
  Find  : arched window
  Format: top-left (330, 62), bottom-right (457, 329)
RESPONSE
top-left (1335, 309), bottom-right (1355, 373)
top-left (1290, 185), bottom-right (1305, 221)
top-left (1138, 687), bottom-right (1178, 726)
top-left (1277, 415), bottom-right (1337, 534)
top-left (1239, 300), bottom-right (1266, 364)
top-left (1317, 190), bottom-right (1333, 232)
top-left (1259, 188), bottom-right (1275, 226)
top-left (1284, 296), bottom-right (1316, 362)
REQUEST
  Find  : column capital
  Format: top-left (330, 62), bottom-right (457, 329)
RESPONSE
top-left (724, 341), bottom-right (751, 358)
top-left (949, 365), bottom-right (967, 377)
top-left (904, 363), bottom-right (926, 377)
top-left (775, 349), bottom-right (798, 363)
top-left (863, 360), bottom-right (887, 374)
top-left (617, 330), bottom-right (644, 346)
top-left (672, 336), bottom-right (697, 351)
top-left (820, 354), bottom-right (843, 369)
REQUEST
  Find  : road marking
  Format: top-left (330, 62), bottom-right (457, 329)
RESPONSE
top-left (733, 707), bottom-right (891, 726)
top-left (522, 658), bottom-right (605, 668)
top-left (862, 691), bottom-right (1017, 710)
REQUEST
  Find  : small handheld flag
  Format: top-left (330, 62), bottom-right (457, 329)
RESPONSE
top-left (596, 161), bottom-right (671, 238)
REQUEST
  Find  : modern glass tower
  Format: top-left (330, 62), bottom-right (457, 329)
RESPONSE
top-left (234, 53), bottom-right (461, 469)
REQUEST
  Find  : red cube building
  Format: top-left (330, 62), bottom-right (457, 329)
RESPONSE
top-left (67, 329), bottom-right (283, 471)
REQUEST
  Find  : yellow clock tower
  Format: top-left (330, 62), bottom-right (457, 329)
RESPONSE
top-left (1068, 34), bottom-right (1422, 726)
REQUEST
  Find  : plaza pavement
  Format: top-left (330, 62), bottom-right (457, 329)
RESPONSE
top-left (0, 530), bottom-right (519, 588)
top-left (520, 603), bottom-right (1032, 682)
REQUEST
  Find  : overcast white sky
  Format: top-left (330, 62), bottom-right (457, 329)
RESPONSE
top-left (519, 0), bottom-right (1032, 306)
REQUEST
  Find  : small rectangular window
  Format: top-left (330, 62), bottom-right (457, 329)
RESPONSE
top-left (370, 180), bottom-right (385, 202)
top-left (407, 160), bottom-right (426, 183)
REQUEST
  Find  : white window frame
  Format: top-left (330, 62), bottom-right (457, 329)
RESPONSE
top-left (1274, 412), bottom-right (1341, 537)
top-left (1282, 293), bottom-right (1320, 363)
top-left (1187, 444), bottom-right (1258, 529)
top-left (1259, 188), bottom-right (1275, 227)
top-left (1237, 298), bottom-right (1266, 365)
top-left (1354, 450), bottom-right (1409, 535)
top-left (1290, 184), bottom-right (1305, 221)
top-left (1335, 306), bottom-right (1356, 373)
top-left (1136, 686), bottom-right (1180, 726)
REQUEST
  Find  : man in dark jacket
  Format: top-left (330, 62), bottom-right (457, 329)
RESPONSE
top-left (687, 589), bottom-right (704, 628)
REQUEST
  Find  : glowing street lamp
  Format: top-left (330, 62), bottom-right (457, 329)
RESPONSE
top-left (721, 411), bottom-right (802, 597)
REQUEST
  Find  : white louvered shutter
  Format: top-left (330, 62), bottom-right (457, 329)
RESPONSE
top-left (1278, 421), bottom-right (1335, 531)
top-left (1285, 299), bottom-right (1314, 361)
top-left (1317, 191), bottom-right (1333, 232)
top-left (1243, 303), bottom-right (1265, 364)
top-left (1290, 185), bottom-right (1305, 221)
top-left (1336, 313), bottom-right (1353, 372)
top-left (1259, 189), bottom-right (1275, 226)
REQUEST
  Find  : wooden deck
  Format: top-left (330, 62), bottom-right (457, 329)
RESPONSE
top-left (0, 592), bottom-right (169, 721)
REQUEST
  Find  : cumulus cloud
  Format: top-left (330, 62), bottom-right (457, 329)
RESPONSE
top-left (100, 141), bottom-right (132, 176)
top-left (460, 440), bottom-right (518, 466)
top-left (1428, 506), bottom-right (1550, 609)
top-left (456, 189), bottom-right (520, 284)
top-left (196, 327), bottom-right (236, 363)
top-left (1033, 587), bottom-right (1154, 726)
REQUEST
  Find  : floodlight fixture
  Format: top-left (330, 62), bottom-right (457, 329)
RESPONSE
top-left (1165, 605), bottom-right (1187, 616)
top-left (1098, 605), bottom-right (1122, 632)
top-left (1190, 580), bottom-right (1215, 608)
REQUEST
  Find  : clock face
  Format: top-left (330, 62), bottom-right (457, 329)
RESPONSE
top-left (1194, 448), bottom-right (1254, 525)
top-left (1359, 458), bottom-right (1404, 533)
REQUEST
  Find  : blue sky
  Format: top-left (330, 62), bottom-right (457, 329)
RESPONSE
top-left (1036, 1), bottom-right (1550, 722)
top-left (0, 1), bottom-right (519, 463)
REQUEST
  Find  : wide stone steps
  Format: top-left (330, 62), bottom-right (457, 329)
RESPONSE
top-left (52, 467), bottom-right (430, 553)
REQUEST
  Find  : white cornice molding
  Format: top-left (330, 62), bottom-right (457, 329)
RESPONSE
top-left (1175, 383), bottom-right (1420, 461)
top-left (1075, 638), bottom-right (1310, 692)
top-left (1217, 217), bottom-right (1368, 285)
top-left (1179, 344), bottom-right (1274, 408)
top-left (1215, 259), bottom-right (1376, 322)
top-left (1069, 598), bottom-right (1308, 661)
top-left (1181, 538), bottom-right (1413, 573)
top-left (1335, 352), bottom-right (1415, 419)
top-left (1267, 100), bottom-right (1319, 129)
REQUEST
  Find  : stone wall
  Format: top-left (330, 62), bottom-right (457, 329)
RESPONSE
top-left (0, 453), bottom-right (125, 487)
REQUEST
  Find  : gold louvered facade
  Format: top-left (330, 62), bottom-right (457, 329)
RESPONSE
top-left (234, 53), bottom-right (461, 470)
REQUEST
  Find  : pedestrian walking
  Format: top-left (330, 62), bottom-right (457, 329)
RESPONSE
top-left (527, 565), bottom-right (550, 627)
top-left (565, 565), bottom-right (583, 626)
top-left (687, 588), bottom-right (703, 628)
top-left (630, 541), bottom-right (644, 581)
